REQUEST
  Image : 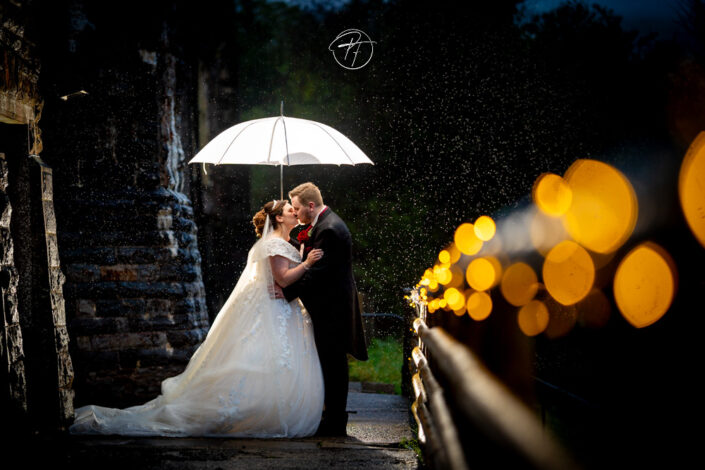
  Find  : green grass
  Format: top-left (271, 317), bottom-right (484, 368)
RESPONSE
top-left (349, 337), bottom-right (403, 394)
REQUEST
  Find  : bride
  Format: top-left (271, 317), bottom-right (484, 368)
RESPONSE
top-left (70, 200), bottom-right (325, 437)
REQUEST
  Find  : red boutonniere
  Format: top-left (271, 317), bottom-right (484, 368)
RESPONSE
top-left (297, 225), bottom-right (313, 244)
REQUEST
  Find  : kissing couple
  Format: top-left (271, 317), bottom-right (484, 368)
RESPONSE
top-left (70, 182), bottom-right (368, 438)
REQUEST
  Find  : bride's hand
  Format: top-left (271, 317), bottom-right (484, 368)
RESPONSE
top-left (305, 249), bottom-right (323, 267)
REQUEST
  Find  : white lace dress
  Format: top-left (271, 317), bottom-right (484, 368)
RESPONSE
top-left (70, 237), bottom-right (324, 437)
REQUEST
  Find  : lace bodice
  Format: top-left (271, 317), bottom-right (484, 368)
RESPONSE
top-left (261, 237), bottom-right (301, 265)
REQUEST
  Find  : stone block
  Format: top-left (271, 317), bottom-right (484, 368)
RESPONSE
top-left (66, 264), bottom-right (100, 282)
top-left (145, 298), bottom-right (172, 314)
top-left (100, 265), bottom-right (138, 281)
top-left (58, 388), bottom-right (75, 423)
top-left (43, 202), bottom-right (57, 233)
top-left (159, 263), bottom-right (200, 282)
top-left (75, 349), bottom-right (119, 370)
top-left (75, 335), bottom-right (91, 351)
top-left (6, 324), bottom-right (25, 364)
top-left (183, 281), bottom-right (206, 297)
top-left (71, 317), bottom-right (128, 335)
top-left (61, 246), bottom-right (117, 265)
top-left (166, 329), bottom-right (207, 348)
top-left (96, 298), bottom-right (145, 317)
top-left (0, 200), bottom-right (11, 229)
top-left (50, 289), bottom-right (67, 325)
top-left (76, 299), bottom-right (96, 317)
top-left (90, 331), bottom-right (167, 351)
top-left (56, 352), bottom-right (74, 389)
top-left (115, 246), bottom-right (156, 264)
top-left (49, 266), bottom-right (66, 290)
top-left (41, 167), bottom-right (53, 201)
top-left (46, 233), bottom-right (61, 267)
top-left (119, 347), bottom-right (174, 368)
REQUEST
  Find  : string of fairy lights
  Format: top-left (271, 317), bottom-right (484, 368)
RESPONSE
top-left (408, 132), bottom-right (705, 337)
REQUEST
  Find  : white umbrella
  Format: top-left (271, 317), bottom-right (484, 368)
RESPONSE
top-left (188, 103), bottom-right (374, 198)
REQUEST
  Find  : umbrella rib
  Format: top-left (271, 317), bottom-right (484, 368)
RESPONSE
top-left (267, 117), bottom-right (283, 164)
top-left (217, 120), bottom-right (261, 165)
top-left (309, 122), bottom-right (356, 165)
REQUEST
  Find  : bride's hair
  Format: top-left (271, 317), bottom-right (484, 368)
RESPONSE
top-left (252, 200), bottom-right (286, 237)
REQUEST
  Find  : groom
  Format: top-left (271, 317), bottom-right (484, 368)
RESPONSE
top-left (282, 182), bottom-right (368, 436)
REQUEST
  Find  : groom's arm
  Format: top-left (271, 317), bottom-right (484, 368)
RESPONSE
top-left (282, 228), bottom-right (338, 302)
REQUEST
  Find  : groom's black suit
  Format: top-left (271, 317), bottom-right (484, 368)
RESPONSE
top-left (284, 207), bottom-right (367, 433)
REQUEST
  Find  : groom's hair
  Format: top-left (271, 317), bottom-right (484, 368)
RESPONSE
top-left (289, 182), bottom-right (323, 206)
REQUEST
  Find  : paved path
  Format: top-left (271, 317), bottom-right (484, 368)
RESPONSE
top-left (58, 387), bottom-right (419, 469)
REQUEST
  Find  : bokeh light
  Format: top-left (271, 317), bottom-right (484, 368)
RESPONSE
top-left (533, 173), bottom-right (572, 216)
top-left (465, 258), bottom-right (496, 291)
top-left (614, 242), bottom-right (677, 328)
top-left (467, 291), bottom-right (493, 321)
top-left (446, 243), bottom-right (462, 264)
top-left (474, 216), bottom-right (496, 241)
top-left (530, 209), bottom-right (569, 256)
top-left (543, 240), bottom-right (595, 305)
top-left (517, 300), bottom-right (549, 336)
top-left (447, 265), bottom-right (466, 289)
top-left (679, 131), bottom-right (705, 249)
top-left (443, 287), bottom-right (466, 311)
top-left (454, 223), bottom-right (483, 255)
top-left (500, 262), bottom-right (538, 306)
top-left (563, 159), bottom-right (638, 254)
top-left (438, 249), bottom-right (451, 264)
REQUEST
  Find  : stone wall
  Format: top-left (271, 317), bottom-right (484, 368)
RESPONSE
top-left (0, 152), bottom-right (28, 430)
top-left (33, 0), bottom-right (212, 407)
top-left (61, 188), bottom-right (208, 405)
top-left (1, 0), bottom-right (74, 433)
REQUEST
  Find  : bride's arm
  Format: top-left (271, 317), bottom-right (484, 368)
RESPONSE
top-left (269, 249), bottom-right (323, 288)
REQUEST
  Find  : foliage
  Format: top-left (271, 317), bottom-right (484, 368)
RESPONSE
top-left (399, 437), bottom-right (424, 465)
top-left (202, 0), bottom-right (693, 316)
top-left (348, 336), bottom-right (403, 394)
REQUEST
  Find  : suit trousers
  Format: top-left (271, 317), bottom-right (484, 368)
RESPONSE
top-left (316, 334), bottom-right (349, 427)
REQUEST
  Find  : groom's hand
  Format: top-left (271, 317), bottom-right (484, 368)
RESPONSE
top-left (269, 283), bottom-right (285, 299)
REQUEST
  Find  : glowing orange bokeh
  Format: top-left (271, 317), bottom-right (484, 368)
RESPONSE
top-left (466, 258), bottom-right (496, 292)
top-left (467, 291), bottom-right (493, 321)
top-left (474, 216), bottom-right (496, 241)
top-left (614, 242), bottom-right (676, 328)
top-left (533, 173), bottom-right (572, 216)
top-left (563, 159), bottom-right (638, 254)
top-left (543, 240), bottom-right (595, 305)
top-left (444, 287), bottom-right (466, 311)
top-left (517, 300), bottom-right (550, 336)
top-left (438, 250), bottom-right (451, 264)
top-left (454, 223), bottom-right (483, 255)
top-left (500, 262), bottom-right (538, 307)
top-left (679, 131), bottom-right (705, 249)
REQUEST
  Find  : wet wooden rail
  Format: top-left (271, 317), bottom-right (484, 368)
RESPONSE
top-left (409, 304), bottom-right (577, 470)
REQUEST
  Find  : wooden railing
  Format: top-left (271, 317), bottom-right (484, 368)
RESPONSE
top-left (409, 304), bottom-right (578, 470)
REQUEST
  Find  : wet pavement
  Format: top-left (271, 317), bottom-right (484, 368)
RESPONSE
top-left (52, 385), bottom-right (419, 470)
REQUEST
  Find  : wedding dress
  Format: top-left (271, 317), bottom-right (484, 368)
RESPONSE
top-left (70, 236), bottom-right (324, 437)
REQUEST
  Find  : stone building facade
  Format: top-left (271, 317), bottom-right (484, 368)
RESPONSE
top-left (1, 0), bottom-right (242, 430)
top-left (1, 0), bottom-right (74, 432)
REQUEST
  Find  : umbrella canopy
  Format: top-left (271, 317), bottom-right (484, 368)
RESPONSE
top-left (188, 112), bottom-right (373, 198)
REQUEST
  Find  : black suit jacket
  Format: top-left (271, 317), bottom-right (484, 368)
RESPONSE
top-left (284, 208), bottom-right (368, 361)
